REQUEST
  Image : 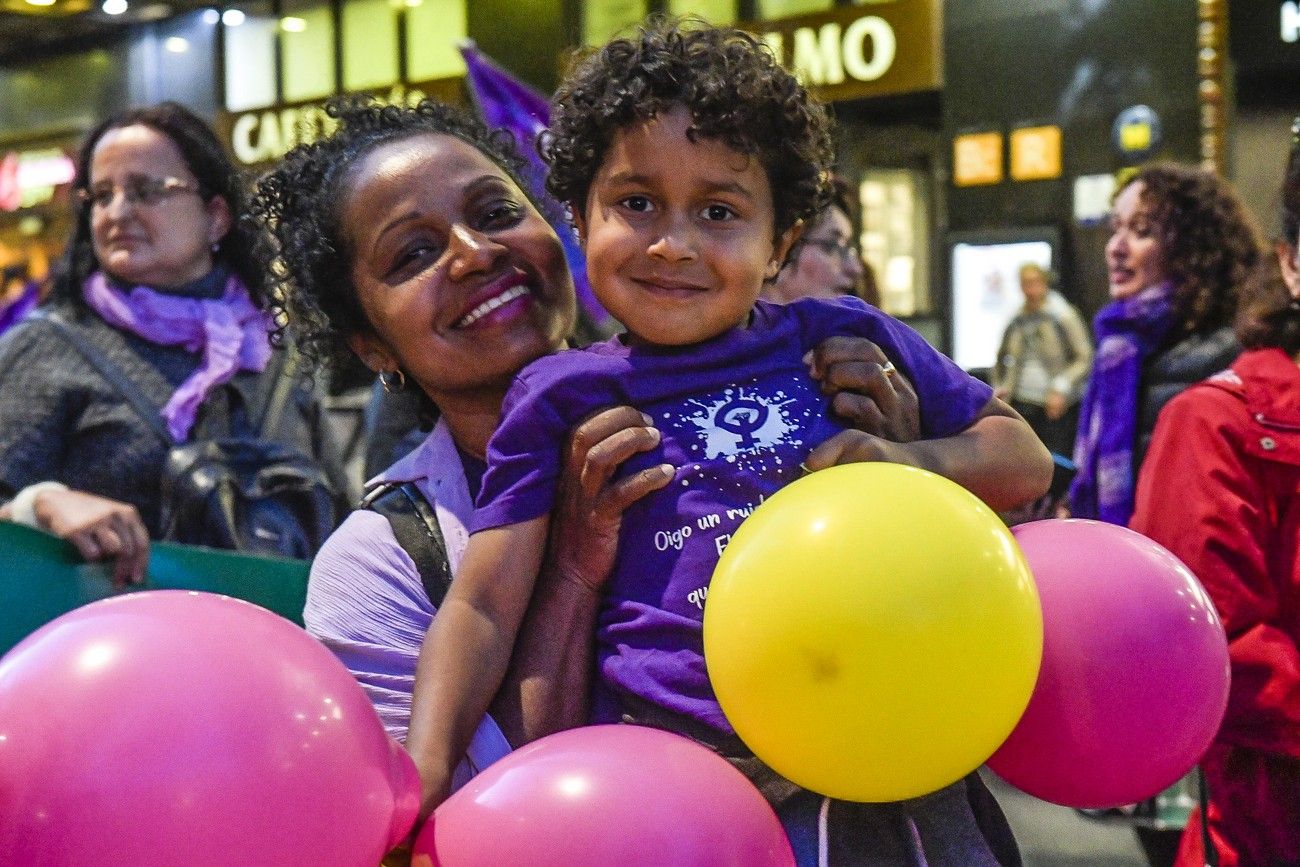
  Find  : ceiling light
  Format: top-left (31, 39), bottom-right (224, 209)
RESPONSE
top-left (101, 0), bottom-right (128, 13)
top-left (220, 7), bottom-right (244, 25)
top-left (24, 0), bottom-right (58, 7)
top-left (403, 0), bottom-right (422, 7)
top-left (163, 35), bottom-right (189, 52)
top-left (201, 7), bottom-right (218, 23)
top-left (136, 1), bottom-right (169, 19)
top-left (279, 15), bottom-right (305, 31)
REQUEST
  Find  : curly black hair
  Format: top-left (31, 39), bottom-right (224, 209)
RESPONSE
top-left (543, 18), bottom-right (834, 237)
top-left (51, 101), bottom-right (264, 314)
top-left (1121, 163), bottom-right (1263, 335)
top-left (249, 96), bottom-right (534, 376)
top-left (1237, 141), bottom-right (1300, 355)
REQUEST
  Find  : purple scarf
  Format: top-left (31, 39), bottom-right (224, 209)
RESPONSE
top-left (1068, 283), bottom-right (1176, 524)
top-left (0, 281), bottom-right (39, 337)
top-left (82, 271), bottom-right (274, 441)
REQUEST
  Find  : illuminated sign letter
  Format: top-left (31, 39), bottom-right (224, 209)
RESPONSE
top-left (842, 16), bottom-right (896, 82)
top-left (1283, 1), bottom-right (1300, 42)
top-left (792, 23), bottom-right (844, 86)
top-left (231, 114), bottom-right (263, 165)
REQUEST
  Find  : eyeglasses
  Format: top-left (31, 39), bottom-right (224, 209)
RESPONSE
top-left (803, 238), bottom-right (861, 263)
top-left (78, 176), bottom-right (203, 210)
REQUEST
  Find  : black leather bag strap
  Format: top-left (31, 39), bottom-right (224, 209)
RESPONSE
top-left (362, 481), bottom-right (453, 608)
top-left (32, 309), bottom-right (172, 445)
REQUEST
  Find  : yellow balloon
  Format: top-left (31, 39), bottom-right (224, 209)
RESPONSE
top-left (703, 462), bottom-right (1042, 802)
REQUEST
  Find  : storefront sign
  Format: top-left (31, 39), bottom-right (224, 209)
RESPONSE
top-left (0, 149), bottom-right (76, 212)
top-left (952, 132), bottom-right (1002, 187)
top-left (221, 79), bottom-right (462, 166)
top-left (754, 1), bottom-right (939, 102)
top-left (1009, 125), bottom-right (1062, 182)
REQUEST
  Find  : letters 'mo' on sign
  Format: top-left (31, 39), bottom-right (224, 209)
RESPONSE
top-left (953, 132), bottom-right (1003, 187)
top-left (1010, 125), bottom-right (1063, 181)
top-left (754, 0), bottom-right (940, 102)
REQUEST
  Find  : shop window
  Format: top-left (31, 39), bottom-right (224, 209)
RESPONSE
top-left (342, 0), bottom-right (399, 91)
top-left (223, 3), bottom-right (277, 112)
top-left (406, 0), bottom-right (468, 81)
top-left (667, 0), bottom-right (734, 25)
top-left (583, 0), bottom-right (646, 46)
top-left (280, 0), bottom-right (335, 102)
top-left (756, 0), bottom-right (832, 19)
top-left (858, 169), bottom-right (929, 317)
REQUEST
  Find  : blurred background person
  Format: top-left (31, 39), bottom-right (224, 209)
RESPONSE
top-left (992, 262), bottom-right (1092, 457)
top-left (0, 102), bottom-right (342, 580)
top-left (764, 174), bottom-right (879, 306)
top-left (1070, 162), bottom-right (1262, 526)
top-left (0, 261), bottom-right (40, 337)
top-left (1130, 129), bottom-right (1300, 867)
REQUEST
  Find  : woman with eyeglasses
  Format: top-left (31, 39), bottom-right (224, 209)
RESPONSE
top-left (1129, 130), bottom-right (1300, 867)
top-left (763, 174), bottom-right (879, 306)
top-left (0, 102), bottom-right (340, 582)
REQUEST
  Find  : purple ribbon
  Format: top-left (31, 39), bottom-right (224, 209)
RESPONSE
top-left (82, 271), bottom-right (274, 441)
top-left (0, 281), bottom-right (39, 337)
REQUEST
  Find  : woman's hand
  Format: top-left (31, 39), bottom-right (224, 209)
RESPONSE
top-left (547, 406), bottom-right (674, 592)
top-left (805, 336), bottom-right (921, 443)
top-left (34, 488), bottom-right (150, 585)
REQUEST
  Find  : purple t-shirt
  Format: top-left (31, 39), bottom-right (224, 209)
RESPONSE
top-left (473, 296), bottom-right (993, 731)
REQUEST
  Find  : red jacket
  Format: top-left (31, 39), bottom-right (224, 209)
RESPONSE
top-left (1131, 348), bottom-right (1300, 866)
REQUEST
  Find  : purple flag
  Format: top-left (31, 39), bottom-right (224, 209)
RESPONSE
top-left (459, 42), bottom-right (613, 332)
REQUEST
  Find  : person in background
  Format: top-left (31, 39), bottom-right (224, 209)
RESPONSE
top-left (1069, 163), bottom-right (1262, 526)
top-left (992, 262), bottom-right (1092, 456)
top-left (763, 173), bottom-right (879, 306)
top-left (1130, 129), bottom-right (1300, 867)
top-left (0, 262), bottom-right (40, 337)
top-left (0, 102), bottom-right (340, 581)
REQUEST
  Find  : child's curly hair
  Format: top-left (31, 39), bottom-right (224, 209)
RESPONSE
top-left (543, 18), bottom-right (834, 236)
top-left (249, 96), bottom-right (533, 375)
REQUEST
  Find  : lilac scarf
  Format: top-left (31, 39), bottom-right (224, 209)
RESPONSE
top-left (0, 281), bottom-right (39, 337)
top-left (83, 271), bottom-right (274, 441)
top-left (1068, 283), bottom-right (1176, 524)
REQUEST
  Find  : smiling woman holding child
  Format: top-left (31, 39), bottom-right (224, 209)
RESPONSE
top-left (408, 20), bottom-right (1050, 864)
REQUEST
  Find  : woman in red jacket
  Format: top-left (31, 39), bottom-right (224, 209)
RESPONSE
top-left (1130, 129), bottom-right (1300, 866)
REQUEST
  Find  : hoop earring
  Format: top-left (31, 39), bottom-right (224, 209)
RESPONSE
top-left (379, 368), bottom-right (407, 394)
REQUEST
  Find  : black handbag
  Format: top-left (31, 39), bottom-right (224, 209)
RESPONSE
top-left (37, 310), bottom-right (339, 559)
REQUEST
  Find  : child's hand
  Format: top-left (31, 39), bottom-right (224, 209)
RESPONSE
top-left (803, 429), bottom-right (919, 473)
top-left (805, 336), bottom-right (919, 443)
top-left (548, 406), bottom-right (674, 594)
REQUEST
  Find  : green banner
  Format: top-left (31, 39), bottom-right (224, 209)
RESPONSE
top-left (0, 523), bottom-right (309, 657)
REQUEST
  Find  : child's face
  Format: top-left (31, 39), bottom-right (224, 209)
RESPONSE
top-left (573, 106), bottom-right (799, 347)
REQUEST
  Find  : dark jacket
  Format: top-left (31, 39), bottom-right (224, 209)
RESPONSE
top-left (0, 303), bottom-right (343, 537)
top-left (1135, 325), bottom-right (1239, 468)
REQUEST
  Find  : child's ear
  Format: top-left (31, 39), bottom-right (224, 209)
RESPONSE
top-left (766, 220), bottom-right (804, 280)
top-left (347, 332), bottom-right (399, 375)
top-left (569, 204), bottom-right (588, 248)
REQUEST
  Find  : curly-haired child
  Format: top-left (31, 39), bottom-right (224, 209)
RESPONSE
top-left (408, 20), bottom-right (1048, 862)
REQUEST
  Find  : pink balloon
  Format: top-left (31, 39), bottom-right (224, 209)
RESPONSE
top-left (0, 590), bottom-right (419, 866)
top-left (988, 519), bottom-right (1229, 808)
top-left (416, 724), bottom-right (794, 867)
